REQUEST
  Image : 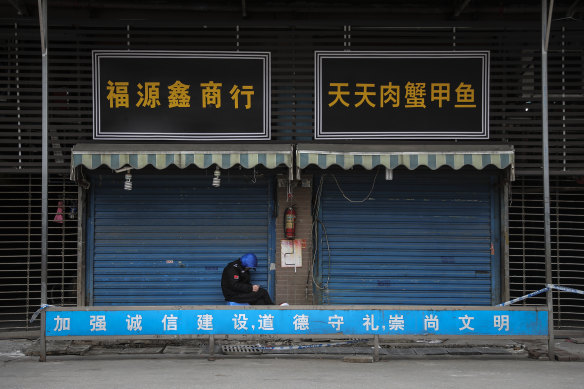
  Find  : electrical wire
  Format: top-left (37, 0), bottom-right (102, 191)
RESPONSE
top-left (308, 175), bottom-right (328, 293)
top-left (309, 175), bottom-right (323, 276)
top-left (307, 169), bottom-right (381, 303)
top-left (331, 166), bottom-right (380, 203)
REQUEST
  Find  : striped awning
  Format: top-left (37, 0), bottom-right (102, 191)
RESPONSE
top-left (297, 143), bottom-right (514, 175)
top-left (71, 143), bottom-right (293, 179)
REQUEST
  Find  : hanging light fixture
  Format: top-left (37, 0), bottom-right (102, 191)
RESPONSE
top-left (212, 166), bottom-right (221, 187)
top-left (124, 173), bottom-right (133, 191)
top-left (115, 166), bottom-right (133, 191)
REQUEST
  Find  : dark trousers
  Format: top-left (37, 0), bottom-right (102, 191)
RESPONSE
top-left (229, 288), bottom-right (274, 305)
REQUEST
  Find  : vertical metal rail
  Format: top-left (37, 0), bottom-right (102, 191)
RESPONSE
top-left (502, 174), bottom-right (511, 304)
top-left (520, 180), bottom-right (527, 303)
top-left (15, 23), bottom-right (22, 169)
top-left (26, 175), bottom-right (32, 329)
top-left (554, 185), bottom-right (562, 325)
top-left (38, 0), bottom-right (48, 362)
top-left (541, 0), bottom-right (554, 360)
top-left (77, 187), bottom-right (86, 306)
top-left (59, 182), bottom-right (66, 306)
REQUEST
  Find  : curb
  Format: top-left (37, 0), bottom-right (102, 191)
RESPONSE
top-left (7, 338), bottom-right (584, 362)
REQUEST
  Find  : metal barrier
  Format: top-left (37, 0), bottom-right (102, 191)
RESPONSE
top-left (497, 284), bottom-right (584, 306)
top-left (496, 284), bottom-right (584, 358)
top-left (38, 305), bottom-right (548, 361)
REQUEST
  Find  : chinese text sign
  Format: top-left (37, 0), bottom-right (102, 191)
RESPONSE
top-left (47, 308), bottom-right (546, 337)
top-left (93, 51), bottom-right (270, 140)
top-left (315, 51), bottom-right (489, 140)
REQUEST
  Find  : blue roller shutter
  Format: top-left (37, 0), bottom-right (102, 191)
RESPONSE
top-left (86, 173), bottom-right (274, 306)
top-left (317, 169), bottom-right (500, 306)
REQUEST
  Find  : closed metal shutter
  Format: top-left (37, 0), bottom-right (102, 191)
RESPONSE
top-left (316, 169), bottom-right (500, 306)
top-left (86, 172), bottom-right (274, 305)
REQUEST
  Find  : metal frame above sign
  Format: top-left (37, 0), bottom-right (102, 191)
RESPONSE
top-left (315, 51), bottom-right (490, 140)
top-left (93, 51), bottom-right (271, 141)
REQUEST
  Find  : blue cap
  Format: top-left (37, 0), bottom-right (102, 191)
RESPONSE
top-left (240, 253), bottom-right (258, 269)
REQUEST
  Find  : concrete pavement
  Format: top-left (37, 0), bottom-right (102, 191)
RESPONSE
top-left (1, 351), bottom-right (584, 389)
top-left (2, 336), bottom-right (584, 362)
top-left (1, 337), bottom-right (584, 388)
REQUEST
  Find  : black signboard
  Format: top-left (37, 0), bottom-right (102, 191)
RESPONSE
top-left (93, 51), bottom-right (270, 140)
top-left (315, 51), bottom-right (489, 140)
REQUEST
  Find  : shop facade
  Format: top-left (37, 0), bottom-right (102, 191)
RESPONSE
top-left (1, 1), bottom-right (583, 334)
top-left (72, 144), bottom-right (293, 306)
top-left (300, 146), bottom-right (513, 306)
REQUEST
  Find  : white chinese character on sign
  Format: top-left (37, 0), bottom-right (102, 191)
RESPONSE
top-left (258, 314), bottom-right (274, 331)
top-left (126, 314), bottom-right (142, 331)
top-left (233, 314), bottom-right (248, 330)
top-left (458, 314), bottom-right (475, 331)
top-left (90, 315), bottom-right (106, 332)
top-left (328, 315), bottom-right (344, 331)
top-left (424, 314), bottom-right (439, 331)
top-left (197, 314), bottom-right (214, 331)
top-left (363, 314), bottom-right (380, 331)
top-left (53, 315), bottom-right (70, 332)
top-left (162, 314), bottom-right (178, 331)
top-left (494, 315), bottom-right (510, 331)
top-left (388, 315), bottom-right (405, 331)
top-left (293, 314), bottom-right (310, 331)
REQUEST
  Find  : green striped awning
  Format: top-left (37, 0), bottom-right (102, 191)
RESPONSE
top-left (71, 143), bottom-right (293, 177)
top-left (297, 144), bottom-right (514, 172)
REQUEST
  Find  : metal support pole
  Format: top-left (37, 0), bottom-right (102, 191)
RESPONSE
top-left (208, 335), bottom-right (215, 360)
top-left (373, 335), bottom-right (380, 362)
top-left (541, 0), bottom-right (555, 360)
top-left (38, 0), bottom-right (48, 362)
top-left (39, 310), bottom-right (46, 362)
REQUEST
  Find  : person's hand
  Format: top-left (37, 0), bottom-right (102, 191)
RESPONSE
top-left (252, 284), bottom-right (260, 292)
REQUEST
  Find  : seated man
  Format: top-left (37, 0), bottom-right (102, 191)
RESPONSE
top-left (221, 253), bottom-right (274, 305)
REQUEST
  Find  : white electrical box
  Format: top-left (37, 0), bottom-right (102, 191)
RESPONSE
top-left (281, 239), bottom-right (302, 268)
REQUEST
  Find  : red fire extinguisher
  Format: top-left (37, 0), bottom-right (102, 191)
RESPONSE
top-left (284, 206), bottom-right (296, 239)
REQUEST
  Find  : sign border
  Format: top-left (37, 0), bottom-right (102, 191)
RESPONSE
top-left (92, 50), bottom-right (271, 141)
top-left (314, 50), bottom-right (490, 140)
top-left (44, 305), bottom-right (547, 338)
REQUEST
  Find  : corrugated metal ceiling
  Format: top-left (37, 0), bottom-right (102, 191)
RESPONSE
top-left (3, 1), bottom-right (583, 22)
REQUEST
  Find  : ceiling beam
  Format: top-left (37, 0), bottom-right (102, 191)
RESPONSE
top-left (566, 0), bottom-right (581, 18)
top-left (545, 0), bottom-right (554, 52)
top-left (453, 0), bottom-right (472, 18)
top-left (8, 0), bottom-right (30, 16)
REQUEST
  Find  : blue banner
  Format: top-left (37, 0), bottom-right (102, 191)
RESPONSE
top-left (46, 308), bottom-right (547, 337)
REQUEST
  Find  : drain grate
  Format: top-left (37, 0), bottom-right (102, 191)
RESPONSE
top-left (221, 345), bottom-right (263, 355)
